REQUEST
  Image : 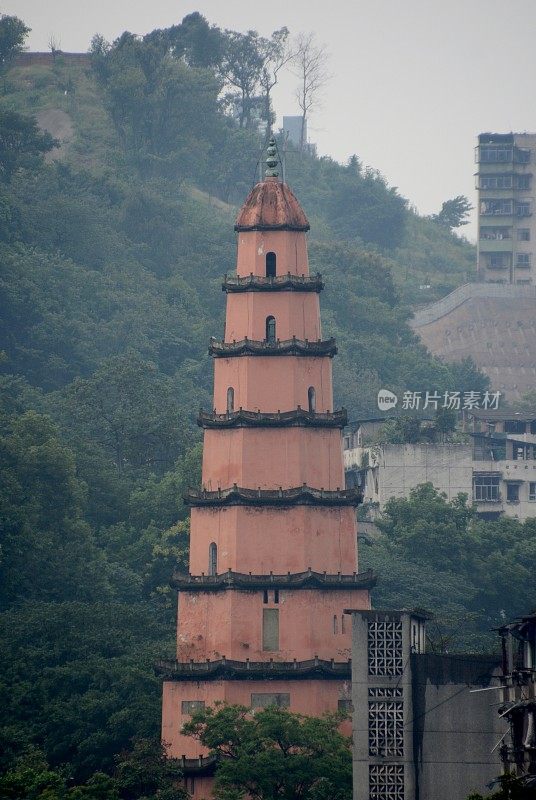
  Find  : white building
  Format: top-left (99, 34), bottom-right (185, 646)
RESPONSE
top-left (344, 412), bottom-right (536, 522)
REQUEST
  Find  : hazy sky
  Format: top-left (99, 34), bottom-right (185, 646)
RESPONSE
top-left (6, 0), bottom-right (536, 241)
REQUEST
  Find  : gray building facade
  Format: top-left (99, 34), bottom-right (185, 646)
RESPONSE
top-left (349, 609), bottom-right (504, 800)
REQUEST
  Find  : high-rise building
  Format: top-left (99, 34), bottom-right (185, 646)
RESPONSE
top-left (159, 140), bottom-right (374, 798)
top-left (476, 132), bottom-right (536, 285)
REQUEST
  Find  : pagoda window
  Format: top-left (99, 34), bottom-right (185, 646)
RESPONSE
top-left (262, 608), bottom-right (279, 651)
top-left (226, 387), bottom-right (234, 413)
top-left (208, 542), bottom-right (217, 576)
top-left (266, 251), bottom-right (276, 277)
top-left (182, 700), bottom-right (205, 714)
top-left (266, 316), bottom-right (276, 342)
top-left (308, 386), bottom-right (316, 413)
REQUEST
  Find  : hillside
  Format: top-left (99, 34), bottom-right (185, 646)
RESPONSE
top-left (0, 18), bottom-right (501, 797)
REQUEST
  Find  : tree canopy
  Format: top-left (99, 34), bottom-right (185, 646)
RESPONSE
top-left (182, 704), bottom-right (352, 800)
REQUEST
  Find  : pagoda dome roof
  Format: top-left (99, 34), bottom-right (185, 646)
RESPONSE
top-left (235, 177), bottom-right (310, 232)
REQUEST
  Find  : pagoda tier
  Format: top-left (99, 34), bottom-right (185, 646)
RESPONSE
top-left (161, 141), bottom-right (370, 796)
top-left (197, 408), bottom-right (347, 429)
top-left (222, 273), bottom-right (324, 292)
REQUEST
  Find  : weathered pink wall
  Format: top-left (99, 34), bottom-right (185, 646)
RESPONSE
top-left (236, 231), bottom-right (309, 277)
top-left (225, 293), bottom-right (321, 341)
top-left (162, 678), bottom-right (353, 759)
top-left (176, 588), bottom-right (369, 661)
top-left (213, 357), bottom-right (334, 413)
top-left (189, 505), bottom-right (360, 574)
top-left (201, 428), bottom-right (345, 489)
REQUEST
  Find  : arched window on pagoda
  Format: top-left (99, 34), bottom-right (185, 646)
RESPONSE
top-left (266, 252), bottom-right (276, 277)
top-left (209, 542), bottom-right (218, 576)
top-left (266, 316), bottom-right (276, 343)
top-left (308, 386), bottom-right (316, 413)
top-left (227, 387), bottom-right (234, 413)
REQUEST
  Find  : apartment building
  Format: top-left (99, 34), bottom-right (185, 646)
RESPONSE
top-left (476, 132), bottom-right (536, 285)
top-left (343, 412), bottom-right (536, 521)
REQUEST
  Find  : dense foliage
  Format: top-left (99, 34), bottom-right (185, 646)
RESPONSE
top-left (183, 705), bottom-right (352, 800)
top-left (360, 484), bottom-right (536, 650)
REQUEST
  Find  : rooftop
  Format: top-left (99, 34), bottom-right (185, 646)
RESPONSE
top-left (235, 137), bottom-right (309, 232)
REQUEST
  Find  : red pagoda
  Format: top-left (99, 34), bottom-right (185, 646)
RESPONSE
top-left (160, 139), bottom-right (374, 798)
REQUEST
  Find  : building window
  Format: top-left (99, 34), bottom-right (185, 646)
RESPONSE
top-left (480, 227), bottom-right (512, 240)
top-left (369, 687), bottom-right (404, 699)
top-left (517, 174), bottom-right (531, 190)
top-left (262, 608), bottom-right (279, 651)
top-left (265, 315), bottom-right (276, 342)
top-left (516, 148), bottom-right (531, 164)
top-left (274, 589), bottom-right (279, 604)
top-left (516, 253), bottom-right (531, 267)
top-left (186, 777), bottom-right (195, 794)
top-left (251, 693), bottom-right (289, 708)
top-left (308, 386), bottom-right (316, 412)
top-left (480, 199), bottom-right (514, 216)
top-left (182, 700), bottom-right (205, 714)
top-left (473, 474), bottom-right (500, 502)
top-left (369, 764), bottom-right (404, 800)
top-left (338, 698), bottom-right (353, 713)
top-left (479, 175), bottom-right (513, 189)
top-left (263, 589), bottom-right (268, 604)
top-left (226, 387), bottom-right (234, 413)
top-left (505, 420), bottom-right (526, 434)
top-left (516, 201), bottom-right (531, 217)
top-left (518, 228), bottom-right (531, 241)
top-left (367, 620), bottom-right (404, 676)
top-left (266, 252), bottom-right (276, 277)
top-left (368, 698), bottom-right (404, 757)
top-left (516, 279), bottom-right (532, 284)
top-left (507, 483), bottom-right (520, 503)
top-left (208, 542), bottom-right (217, 576)
top-left (488, 253), bottom-right (510, 268)
top-left (477, 145), bottom-right (513, 163)
top-left (529, 483), bottom-right (536, 501)
top-left (333, 615), bottom-right (338, 634)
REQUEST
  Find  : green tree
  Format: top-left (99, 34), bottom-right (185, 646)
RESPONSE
top-left (0, 14), bottom-right (30, 72)
top-left (432, 195), bottom-right (473, 230)
top-left (467, 773), bottom-right (536, 800)
top-left (0, 110), bottom-right (57, 182)
top-left (63, 354), bottom-right (188, 475)
top-left (183, 704), bottom-right (352, 800)
top-left (0, 409), bottom-right (111, 607)
top-left (113, 739), bottom-right (187, 800)
top-left (219, 29), bottom-right (264, 129)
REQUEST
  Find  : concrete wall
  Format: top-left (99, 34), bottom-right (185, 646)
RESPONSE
top-left (411, 283), bottom-right (536, 400)
top-left (350, 611), bottom-right (504, 800)
top-left (345, 443), bottom-right (473, 507)
top-left (412, 654), bottom-right (504, 800)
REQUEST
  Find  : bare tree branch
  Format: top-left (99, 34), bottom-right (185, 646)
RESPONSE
top-left (290, 32), bottom-right (330, 151)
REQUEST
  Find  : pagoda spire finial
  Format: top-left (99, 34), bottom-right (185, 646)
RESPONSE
top-left (265, 136), bottom-right (279, 178)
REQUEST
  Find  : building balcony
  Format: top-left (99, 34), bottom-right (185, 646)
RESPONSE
top-left (480, 234), bottom-right (514, 253)
top-left (170, 567), bottom-right (377, 591)
top-left (475, 144), bottom-right (530, 165)
top-left (223, 273), bottom-right (324, 293)
top-left (184, 484), bottom-right (363, 508)
top-left (155, 656), bottom-right (353, 681)
top-left (197, 407), bottom-right (348, 429)
top-left (209, 337), bottom-right (337, 358)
